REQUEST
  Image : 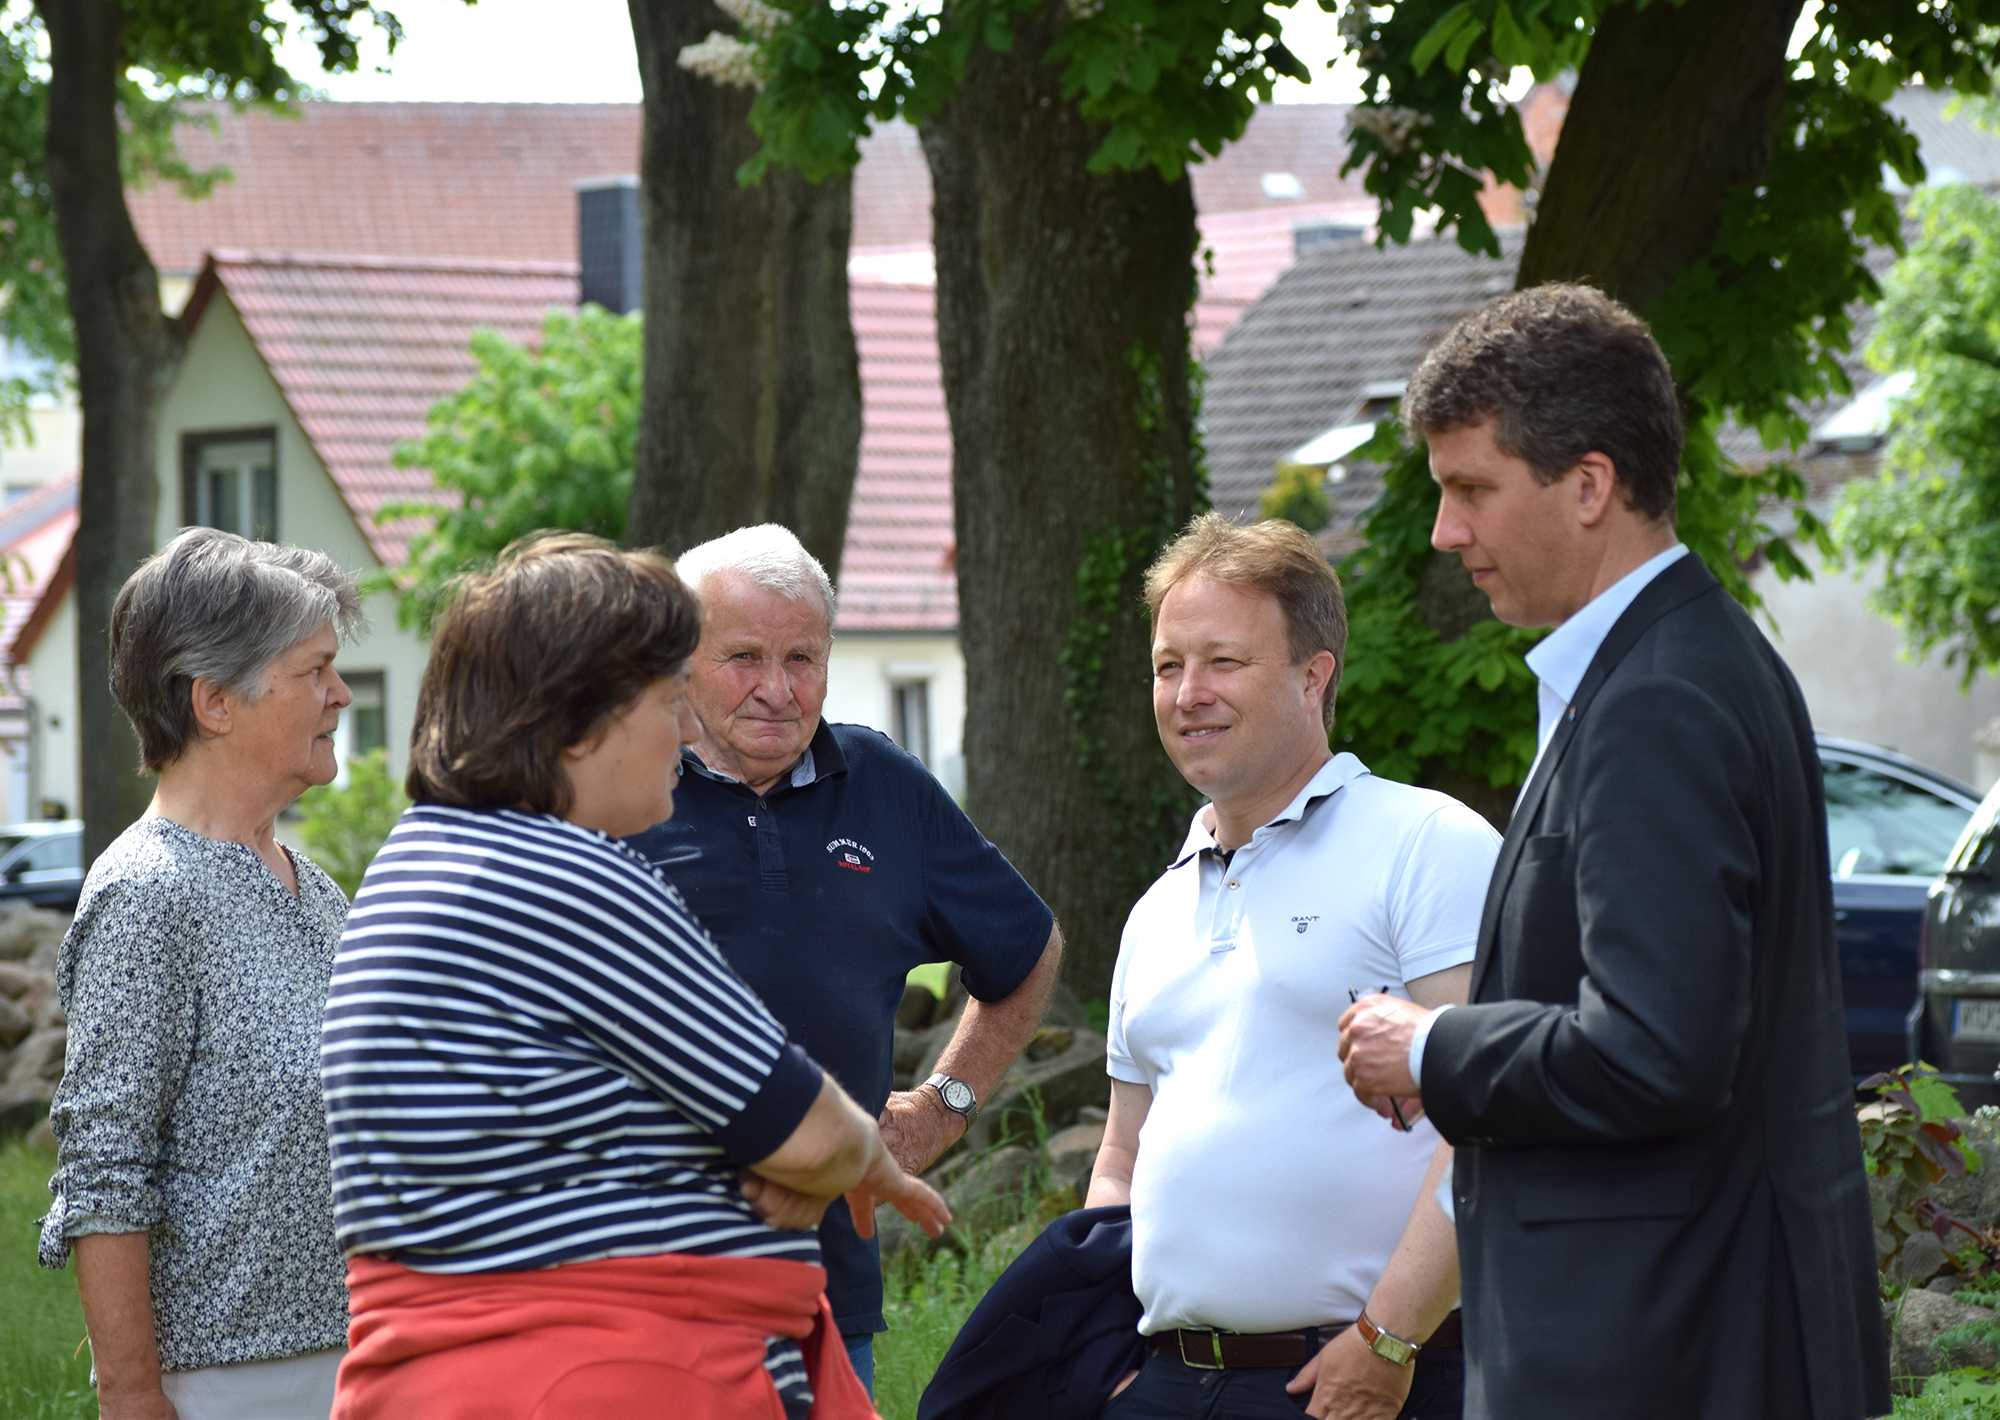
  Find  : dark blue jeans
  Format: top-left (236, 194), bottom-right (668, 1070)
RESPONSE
top-left (843, 1332), bottom-right (875, 1396)
top-left (1100, 1345), bottom-right (1463, 1420)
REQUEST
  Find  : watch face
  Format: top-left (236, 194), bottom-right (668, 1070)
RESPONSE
top-left (941, 1080), bottom-right (975, 1112)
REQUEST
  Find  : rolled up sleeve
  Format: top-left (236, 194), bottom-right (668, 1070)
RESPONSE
top-left (41, 877), bottom-right (196, 1261)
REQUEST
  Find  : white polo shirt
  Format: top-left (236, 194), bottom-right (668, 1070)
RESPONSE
top-left (1107, 753), bottom-right (1500, 1334)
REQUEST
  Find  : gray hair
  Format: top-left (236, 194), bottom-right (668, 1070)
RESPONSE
top-left (674, 524), bottom-right (836, 631)
top-left (110, 527), bottom-right (364, 771)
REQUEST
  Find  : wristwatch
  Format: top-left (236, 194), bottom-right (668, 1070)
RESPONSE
top-left (923, 1071), bottom-right (979, 1122)
top-left (1356, 1311), bottom-right (1421, 1367)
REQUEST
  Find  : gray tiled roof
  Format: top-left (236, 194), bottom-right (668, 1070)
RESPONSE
top-left (1201, 87), bottom-right (2000, 537)
top-left (1200, 232), bottom-right (1519, 522)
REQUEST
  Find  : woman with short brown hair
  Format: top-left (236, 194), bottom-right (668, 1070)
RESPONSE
top-left (322, 534), bottom-right (944, 1420)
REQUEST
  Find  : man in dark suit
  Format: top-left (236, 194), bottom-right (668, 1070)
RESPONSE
top-left (1337, 284), bottom-right (1889, 1419)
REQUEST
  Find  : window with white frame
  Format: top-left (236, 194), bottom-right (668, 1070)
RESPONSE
top-left (333, 672), bottom-right (388, 784)
top-left (182, 430), bottom-right (277, 542)
top-left (890, 680), bottom-right (931, 767)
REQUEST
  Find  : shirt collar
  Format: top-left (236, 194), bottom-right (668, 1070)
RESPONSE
top-left (1523, 543), bottom-right (1689, 709)
top-left (1170, 752), bottom-right (1371, 868)
top-left (682, 718), bottom-right (849, 793)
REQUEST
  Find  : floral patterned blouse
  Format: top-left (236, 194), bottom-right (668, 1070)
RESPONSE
top-left (37, 817), bottom-right (351, 1372)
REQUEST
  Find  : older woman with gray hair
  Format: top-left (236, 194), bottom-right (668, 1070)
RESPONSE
top-left (38, 527), bottom-right (363, 1420)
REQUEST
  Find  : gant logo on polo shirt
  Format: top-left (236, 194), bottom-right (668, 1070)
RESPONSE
top-left (827, 838), bottom-right (875, 874)
top-left (1291, 915), bottom-right (1318, 934)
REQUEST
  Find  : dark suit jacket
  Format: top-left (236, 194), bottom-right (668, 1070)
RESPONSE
top-left (917, 1205), bottom-right (1142, 1420)
top-left (1422, 554), bottom-right (1889, 1420)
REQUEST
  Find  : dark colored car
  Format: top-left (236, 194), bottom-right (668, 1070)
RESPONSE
top-left (1814, 737), bottom-right (1981, 1083)
top-left (1916, 777), bottom-right (2000, 1106)
top-left (0, 820), bottom-right (85, 912)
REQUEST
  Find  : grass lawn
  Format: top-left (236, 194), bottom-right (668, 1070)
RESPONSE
top-left (871, 1227), bottom-right (1036, 1420)
top-left (0, 1137), bottom-right (93, 1420)
top-left (6, 1133), bottom-right (1988, 1419)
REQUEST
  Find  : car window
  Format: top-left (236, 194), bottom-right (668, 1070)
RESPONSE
top-left (1823, 759), bottom-right (1975, 879)
top-left (18, 834), bottom-right (79, 873)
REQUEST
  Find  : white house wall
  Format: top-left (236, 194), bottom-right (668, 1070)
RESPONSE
top-left (152, 292), bottom-right (431, 788)
top-left (1753, 546), bottom-right (2000, 789)
top-left (25, 591), bottom-right (77, 819)
top-left (825, 634), bottom-right (967, 799)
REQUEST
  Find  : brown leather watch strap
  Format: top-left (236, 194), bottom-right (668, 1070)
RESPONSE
top-left (1145, 1328), bottom-right (1323, 1369)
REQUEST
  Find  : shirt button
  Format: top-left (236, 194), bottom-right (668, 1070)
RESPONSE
top-left (1227, 880), bottom-right (1240, 890)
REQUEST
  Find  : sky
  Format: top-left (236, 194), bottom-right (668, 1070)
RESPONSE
top-left (273, 0), bottom-right (1371, 106)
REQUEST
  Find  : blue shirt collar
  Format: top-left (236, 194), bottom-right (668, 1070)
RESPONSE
top-left (683, 717), bottom-right (848, 793)
top-left (1524, 543), bottom-right (1689, 711)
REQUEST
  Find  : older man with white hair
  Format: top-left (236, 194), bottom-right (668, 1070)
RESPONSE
top-left (624, 524), bottom-right (1062, 1391)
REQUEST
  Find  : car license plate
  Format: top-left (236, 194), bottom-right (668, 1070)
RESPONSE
top-left (1955, 998), bottom-right (2000, 1043)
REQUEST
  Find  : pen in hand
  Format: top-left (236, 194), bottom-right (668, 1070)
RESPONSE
top-left (1348, 987), bottom-right (1410, 1131)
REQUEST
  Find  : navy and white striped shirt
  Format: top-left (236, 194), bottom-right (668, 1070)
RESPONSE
top-left (320, 804), bottom-right (825, 1274)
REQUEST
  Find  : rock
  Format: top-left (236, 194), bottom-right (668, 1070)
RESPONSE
top-left (967, 1029), bottom-right (1110, 1152)
top-left (943, 1146), bottom-right (1042, 1240)
top-left (892, 1027), bottom-right (931, 1083)
top-left (1926, 1113), bottom-right (2000, 1229)
top-left (0, 904), bottom-right (66, 963)
top-left (1047, 1121), bottom-right (1105, 1199)
top-left (31, 992), bottom-right (62, 1031)
top-left (873, 1206), bottom-right (941, 1263)
top-left (1022, 1026), bottom-right (1073, 1064)
top-left (1896, 1230), bottom-right (1949, 1287)
top-left (0, 962), bottom-right (45, 999)
top-left (0, 992), bottom-right (28, 1048)
top-left (25, 936), bottom-right (56, 974)
top-left (896, 981), bottom-right (942, 1031)
top-left (1039, 981), bottom-right (1094, 1030)
top-left (1894, 1286), bottom-right (2000, 1390)
top-left (6, 1027), bottom-right (66, 1086)
top-left (0, 1085), bottom-right (49, 1136)
top-left (1076, 1105), bottom-right (1107, 1125)
top-left (26, 1114), bottom-right (54, 1154)
top-left (911, 1019), bottom-right (959, 1087)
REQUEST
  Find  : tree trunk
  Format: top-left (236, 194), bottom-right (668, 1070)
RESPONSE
top-left (38, 0), bottom-right (177, 864)
top-left (925, 1), bottom-right (1206, 1001)
top-left (624, 0), bottom-right (861, 579)
top-left (1516, 0), bottom-right (1806, 312)
top-left (1410, 0), bottom-right (1807, 800)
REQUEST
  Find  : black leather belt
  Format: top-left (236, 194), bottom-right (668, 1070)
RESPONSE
top-left (1146, 1311), bottom-right (1462, 1370)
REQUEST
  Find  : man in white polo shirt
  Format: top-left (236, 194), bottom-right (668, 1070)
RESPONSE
top-left (1086, 513), bottom-right (1499, 1420)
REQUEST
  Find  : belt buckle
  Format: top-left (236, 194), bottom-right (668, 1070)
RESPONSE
top-left (1179, 1330), bottom-right (1226, 1370)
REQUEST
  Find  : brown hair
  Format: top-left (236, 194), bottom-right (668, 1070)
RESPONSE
top-left (406, 532), bottom-right (703, 814)
top-left (1401, 283), bottom-right (1683, 522)
top-left (1144, 512), bottom-right (1348, 732)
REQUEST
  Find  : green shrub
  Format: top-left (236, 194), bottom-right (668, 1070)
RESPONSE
top-left (1898, 1367), bottom-right (2000, 1418)
top-left (1258, 463), bottom-right (1332, 533)
top-left (296, 750), bottom-right (409, 899)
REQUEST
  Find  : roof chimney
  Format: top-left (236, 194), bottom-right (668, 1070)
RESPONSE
top-left (576, 176), bottom-right (641, 315)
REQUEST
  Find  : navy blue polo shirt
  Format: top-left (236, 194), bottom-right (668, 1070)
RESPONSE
top-left (624, 719), bottom-right (1053, 1334)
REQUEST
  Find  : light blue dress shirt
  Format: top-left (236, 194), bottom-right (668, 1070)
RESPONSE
top-left (1405, 544), bottom-right (1691, 1113)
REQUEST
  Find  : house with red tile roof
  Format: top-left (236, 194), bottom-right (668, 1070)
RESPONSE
top-left (5, 99), bottom-right (1379, 819)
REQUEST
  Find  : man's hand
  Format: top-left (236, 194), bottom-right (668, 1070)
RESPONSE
top-left (739, 1172), bottom-right (835, 1231)
top-left (97, 1389), bottom-right (181, 1420)
top-left (1338, 994), bottom-right (1428, 1103)
top-left (878, 1086), bottom-right (967, 1177)
top-left (845, 1138), bottom-right (952, 1241)
top-left (1285, 1326), bottom-right (1415, 1420)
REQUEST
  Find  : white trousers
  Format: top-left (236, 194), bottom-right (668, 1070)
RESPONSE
top-left (159, 1347), bottom-right (344, 1420)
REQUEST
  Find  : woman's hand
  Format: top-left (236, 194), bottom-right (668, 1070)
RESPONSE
top-left (738, 1171), bottom-right (834, 1231)
top-left (843, 1135), bottom-right (951, 1241)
